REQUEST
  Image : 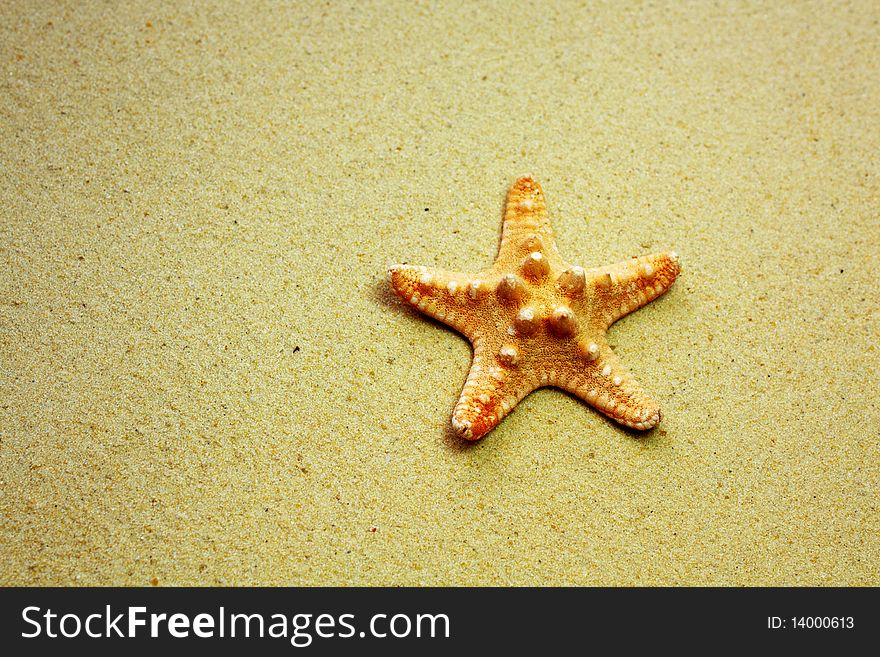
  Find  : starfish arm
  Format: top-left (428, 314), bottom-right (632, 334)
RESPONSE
top-left (588, 252), bottom-right (681, 327)
top-left (451, 344), bottom-right (537, 441)
top-left (557, 345), bottom-right (662, 430)
top-left (496, 176), bottom-right (561, 263)
top-left (387, 264), bottom-right (480, 338)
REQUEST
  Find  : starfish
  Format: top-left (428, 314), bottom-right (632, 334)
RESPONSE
top-left (388, 176), bottom-right (681, 441)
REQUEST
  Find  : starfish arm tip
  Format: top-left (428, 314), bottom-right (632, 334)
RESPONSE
top-left (452, 384), bottom-right (505, 441)
top-left (451, 416), bottom-right (478, 441)
top-left (664, 251), bottom-right (682, 277)
top-left (614, 406), bottom-right (662, 433)
top-left (386, 264), bottom-right (410, 297)
top-left (591, 251), bottom-right (683, 325)
top-left (623, 407), bottom-right (661, 432)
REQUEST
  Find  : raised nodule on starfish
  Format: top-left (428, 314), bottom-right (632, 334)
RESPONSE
top-left (388, 176), bottom-right (681, 441)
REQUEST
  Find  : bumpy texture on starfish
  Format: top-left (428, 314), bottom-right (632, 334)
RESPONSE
top-left (388, 176), bottom-right (681, 441)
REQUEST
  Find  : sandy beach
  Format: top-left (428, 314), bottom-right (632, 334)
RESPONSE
top-left (1, 0), bottom-right (878, 585)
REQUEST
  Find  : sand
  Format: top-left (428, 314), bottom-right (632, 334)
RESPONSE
top-left (1, 0), bottom-right (878, 586)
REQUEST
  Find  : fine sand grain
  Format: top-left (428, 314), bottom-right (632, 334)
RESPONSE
top-left (1, 1), bottom-right (878, 585)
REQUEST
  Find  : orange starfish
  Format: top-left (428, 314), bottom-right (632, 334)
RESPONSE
top-left (388, 176), bottom-right (681, 441)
